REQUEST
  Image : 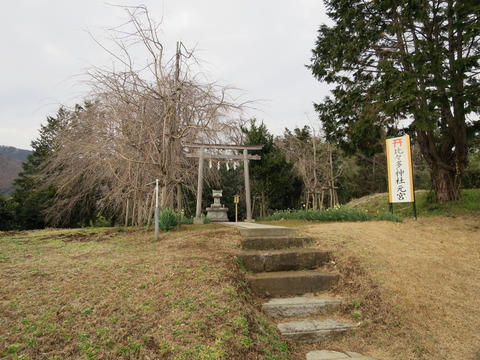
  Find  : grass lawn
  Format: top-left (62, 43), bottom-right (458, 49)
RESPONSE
top-left (0, 226), bottom-right (290, 360)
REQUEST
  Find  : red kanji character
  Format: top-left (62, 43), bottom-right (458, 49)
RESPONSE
top-left (392, 138), bottom-right (403, 147)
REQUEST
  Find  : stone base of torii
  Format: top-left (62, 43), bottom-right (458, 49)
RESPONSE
top-left (185, 143), bottom-right (263, 224)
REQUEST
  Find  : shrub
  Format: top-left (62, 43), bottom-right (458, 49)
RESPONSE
top-left (180, 216), bottom-right (193, 225)
top-left (89, 215), bottom-right (111, 228)
top-left (202, 215), bottom-right (212, 224)
top-left (159, 209), bottom-right (178, 231)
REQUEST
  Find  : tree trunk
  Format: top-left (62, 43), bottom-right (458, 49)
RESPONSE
top-left (125, 198), bottom-right (129, 227)
top-left (131, 196), bottom-right (137, 227)
top-left (430, 165), bottom-right (461, 204)
top-left (176, 184), bottom-right (182, 212)
top-left (147, 189), bottom-right (155, 228)
top-left (260, 191), bottom-right (267, 218)
top-left (160, 185), bottom-right (169, 209)
top-left (417, 130), bottom-right (464, 204)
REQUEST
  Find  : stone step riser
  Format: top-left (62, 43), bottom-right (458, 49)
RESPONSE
top-left (246, 271), bottom-right (339, 297)
top-left (262, 297), bottom-right (342, 318)
top-left (239, 227), bottom-right (298, 238)
top-left (224, 223), bottom-right (374, 359)
top-left (237, 249), bottom-right (331, 273)
top-left (282, 328), bottom-right (346, 343)
top-left (241, 236), bottom-right (313, 250)
top-left (277, 319), bottom-right (357, 344)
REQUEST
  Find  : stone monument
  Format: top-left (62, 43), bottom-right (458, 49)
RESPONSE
top-left (206, 190), bottom-right (229, 222)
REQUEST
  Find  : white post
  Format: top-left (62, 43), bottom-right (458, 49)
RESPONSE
top-left (155, 179), bottom-right (159, 240)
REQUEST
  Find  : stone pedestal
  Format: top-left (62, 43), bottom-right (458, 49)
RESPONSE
top-left (206, 190), bottom-right (229, 222)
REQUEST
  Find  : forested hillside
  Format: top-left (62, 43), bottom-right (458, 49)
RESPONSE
top-left (0, 146), bottom-right (31, 162)
top-left (0, 146), bottom-right (31, 197)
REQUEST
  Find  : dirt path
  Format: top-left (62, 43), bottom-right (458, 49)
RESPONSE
top-left (300, 215), bottom-right (480, 360)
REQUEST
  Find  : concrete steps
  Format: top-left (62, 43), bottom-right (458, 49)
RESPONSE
top-left (237, 248), bottom-right (331, 273)
top-left (262, 297), bottom-right (342, 318)
top-left (237, 224), bottom-right (298, 238)
top-left (246, 271), bottom-right (339, 297)
top-left (278, 319), bottom-right (358, 343)
top-left (228, 222), bottom-right (376, 359)
top-left (241, 236), bottom-right (313, 250)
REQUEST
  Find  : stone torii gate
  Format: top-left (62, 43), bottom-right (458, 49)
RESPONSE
top-left (185, 144), bottom-right (263, 224)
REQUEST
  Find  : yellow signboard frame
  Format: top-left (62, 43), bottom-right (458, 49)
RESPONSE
top-left (386, 135), bottom-right (417, 219)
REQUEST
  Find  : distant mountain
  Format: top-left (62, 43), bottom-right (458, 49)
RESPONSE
top-left (0, 146), bottom-right (31, 162)
top-left (0, 146), bottom-right (32, 197)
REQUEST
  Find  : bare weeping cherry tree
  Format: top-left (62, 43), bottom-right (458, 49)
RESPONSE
top-left (43, 6), bottom-right (249, 226)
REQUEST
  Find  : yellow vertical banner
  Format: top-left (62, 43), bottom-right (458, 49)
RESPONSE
top-left (386, 135), bottom-right (415, 203)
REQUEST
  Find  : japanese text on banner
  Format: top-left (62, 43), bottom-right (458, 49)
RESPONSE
top-left (386, 135), bottom-right (415, 203)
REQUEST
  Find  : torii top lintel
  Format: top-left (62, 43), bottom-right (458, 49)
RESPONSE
top-left (185, 143), bottom-right (264, 151)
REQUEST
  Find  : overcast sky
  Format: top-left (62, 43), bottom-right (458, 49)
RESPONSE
top-left (0, 0), bottom-right (331, 150)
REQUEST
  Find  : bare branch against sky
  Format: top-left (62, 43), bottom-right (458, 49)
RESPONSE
top-left (0, 0), bottom-right (330, 149)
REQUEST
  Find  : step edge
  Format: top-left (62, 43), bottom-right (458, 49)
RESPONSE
top-left (246, 270), bottom-right (340, 278)
top-left (277, 320), bottom-right (358, 331)
top-left (236, 249), bottom-right (330, 255)
top-left (263, 297), bottom-right (342, 304)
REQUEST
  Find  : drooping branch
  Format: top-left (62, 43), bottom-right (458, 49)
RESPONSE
top-left (41, 5), bottom-right (252, 225)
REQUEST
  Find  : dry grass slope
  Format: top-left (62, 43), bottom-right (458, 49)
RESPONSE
top-left (1, 210), bottom-right (479, 359)
top-left (0, 226), bottom-right (291, 360)
top-left (294, 215), bottom-right (480, 360)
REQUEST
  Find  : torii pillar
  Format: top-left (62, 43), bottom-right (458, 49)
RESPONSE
top-left (243, 148), bottom-right (253, 221)
top-left (194, 146), bottom-right (205, 224)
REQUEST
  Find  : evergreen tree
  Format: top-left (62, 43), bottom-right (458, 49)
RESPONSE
top-left (0, 194), bottom-right (15, 230)
top-left (310, 0), bottom-right (480, 203)
top-left (11, 109), bottom-right (65, 229)
top-left (241, 120), bottom-right (302, 217)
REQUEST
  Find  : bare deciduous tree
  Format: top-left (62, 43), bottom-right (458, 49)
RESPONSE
top-left (42, 6), bottom-right (250, 226)
top-left (281, 126), bottom-right (351, 209)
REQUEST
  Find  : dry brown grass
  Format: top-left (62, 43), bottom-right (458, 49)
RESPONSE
top-left (2, 216), bottom-right (479, 360)
top-left (0, 225), bottom-right (291, 360)
top-left (296, 215), bottom-right (480, 360)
